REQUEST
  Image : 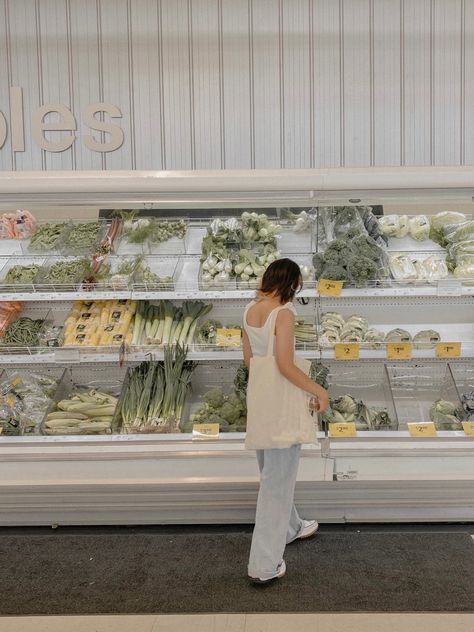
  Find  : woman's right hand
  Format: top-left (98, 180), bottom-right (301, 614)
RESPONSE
top-left (311, 387), bottom-right (330, 413)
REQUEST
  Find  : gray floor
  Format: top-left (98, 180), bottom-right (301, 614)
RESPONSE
top-left (1, 524), bottom-right (474, 615)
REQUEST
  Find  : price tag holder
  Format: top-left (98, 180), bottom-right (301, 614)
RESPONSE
top-left (216, 328), bottom-right (242, 347)
top-left (192, 423), bottom-right (220, 440)
top-left (462, 421), bottom-right (474, 436)
top-left (54, 348), bottom-right (81, 363)
top-left (387, 342), bottom-right (412, 360)
top-left (318, 279), bottom-right (343, 297)
top-left (335, 343), bottom-right (360, 360)
top-left (437, 280), bottom-right (462, 297)
top-left (329, 422), bottom-right (357, 438)
top-left (436, 342), bottom-right (462, 359)
top-left (408, 422), bottom-right (438, 437)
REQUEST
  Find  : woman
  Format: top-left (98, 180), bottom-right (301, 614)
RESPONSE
top-left (243, 258), bottom-right (329, 584)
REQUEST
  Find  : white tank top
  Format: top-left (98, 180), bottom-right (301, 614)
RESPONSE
top-left (243, 300), bottom-right (296, 357)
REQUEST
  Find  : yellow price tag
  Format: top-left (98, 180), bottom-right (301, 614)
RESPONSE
top-left (408, 422), bottom-right (438, 437)
top-left (335, 343), bottom-right (360, 360)
top-left (436, 342), bottom-right (462, 358)
top-left (329, 422), bottom-right (357, 437)
top-left (11, 376), bottom-right (22, 388)
top-left (387, 342), bottom-right (412, 360)
top-left (216, 328), bottom-right (242, 347)
top-left (192, 423), bottom-right (220, 440)
top-left (318, 279), bottom-right (343, 297)
top-left (462, 421), bottom-right (474, 436)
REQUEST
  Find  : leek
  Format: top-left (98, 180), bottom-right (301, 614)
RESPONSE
top-left (178, 301), bottom-right (213, 345)
top-left (160, 302), bottom-right (177, 345)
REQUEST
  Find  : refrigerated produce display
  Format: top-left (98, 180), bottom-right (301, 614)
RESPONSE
top-left (1, 168), bottom-right (474, 526)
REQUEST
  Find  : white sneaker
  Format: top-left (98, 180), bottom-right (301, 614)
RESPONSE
top-left (287, 519), bottom-right (319, 544)
top-left (249, 560), bottom-right (286, 584)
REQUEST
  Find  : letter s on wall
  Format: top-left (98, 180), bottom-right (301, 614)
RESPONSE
top-left (83, 103), bottom-right (124, 153)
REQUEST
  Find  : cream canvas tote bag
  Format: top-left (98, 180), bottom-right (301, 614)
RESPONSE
top-left (245, 306), bottom-right (318, 450)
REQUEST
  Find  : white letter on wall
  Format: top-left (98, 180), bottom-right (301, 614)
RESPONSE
top-left (10, 87), bottom-right (25, 152)
top-left (83, 103), bottom-right (124, 152)
top-left (0, 111), bottom-right (6, 149)
top-left (32, 104), bottom-right (76, 152)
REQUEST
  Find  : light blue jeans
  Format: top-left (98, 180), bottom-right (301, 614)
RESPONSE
top-left (248, 444), bottom-right (304, 579)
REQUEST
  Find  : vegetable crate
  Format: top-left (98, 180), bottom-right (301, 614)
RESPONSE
top-left (40, 364), bottom-right (128, 436)
top-left (448, 362), bottom-right (474, 422)
top-left (387, 363), bottom-right (462, 430)
top-left (0, 307), bottom-right (53, 352)
top-left (132, 256), bottom-right (183, 292)
top-left (57, 220), bottom-right (108, 257)
top-left (181, 360), bottom-right (246, 434)
top-left (35, 257), bottom-right (90, 292)
top-left (323, 361), bottom-right (398, 431)
top-left (0, 256), bottom-right (46, 293)
top-left (23, 220), bottom-right (71, 255)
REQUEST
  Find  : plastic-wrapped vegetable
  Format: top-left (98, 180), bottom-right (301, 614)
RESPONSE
top-left (364, 328), bottom-right (385, 347)
top-left (413, 329), bottom-right (440, 348)
top-left (461, 391), bottom-right (474, 420)
top-left (423, 255), bottom-right (448, 282)
top-left (430, 212), bottom-right (466, 245)
top-left (408, 215), bottom-right (430, 241)
top-left (378, 215), bottom-right (400, 237)
top-left (320, 206), bottom-right (367, 242)
top-left (453, 263), bottom-right (474, 281)
top-left (429, 399), bottom-right (463, 430)
top-left (389, 254), bottom-right (418, 282)
top-left (385, 328), bottom-right (412, 343)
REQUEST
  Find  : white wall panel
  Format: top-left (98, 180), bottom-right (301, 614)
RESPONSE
top-left (130, 0), bottom-right (164, 170)
top-left (464, 0), bottom-right (474, 165)
top-left (0, 0), bottom-right (13, 171)
top-left (0, 0), bottom-right (472, 170)
top-left (160, 0), bottom-right (192, 170)
top-left (221, 0), bottom-right (251, 168)
top-left (341, 0), bottom-right (371, 167)
top-left (190, 0), bottom-right (222, 169)
top-left (433, 0), bottom-right (462, 165)
top-left (312, 0), bottom-right (342, 168)
top-left (252, 0), bottom-right (282, 168)
top-left (99, 0), bottom-right (133, 169)
top-left (282, 0), bottom-right (310, 168)
top-left (68, 0), bottom-right (103, 171)
top-left (373, 0), bottom-right (401, 166)
top-left (403, 0), bottom-right (432, 166)
top-left (6, 0), bottom-right (44, 170)
top-left (39, 0), bottom-right (73, 170)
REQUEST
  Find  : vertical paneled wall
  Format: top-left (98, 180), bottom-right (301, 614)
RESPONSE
top-left (0, 0), bottom-right (472, 171)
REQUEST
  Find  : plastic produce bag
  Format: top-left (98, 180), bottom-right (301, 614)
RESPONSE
top-left (408, 215), bottom-right (430, 241)
top-left (320, 207), bottom-right (367, 243)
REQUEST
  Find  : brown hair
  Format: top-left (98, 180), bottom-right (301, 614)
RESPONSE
top-left (259, 258), bottom-right (302, 304)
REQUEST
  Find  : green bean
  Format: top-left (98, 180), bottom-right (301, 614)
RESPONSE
top-left (62, 223), bottom-right (101, 253)
top-left (3, 264), bottom-right (40, 284)
top-left (2, 317), bottom-right (44, 346)
top-left (43, 259), bottom-right (88, 284)
top-left (29, 223), bottom-right (68, 252)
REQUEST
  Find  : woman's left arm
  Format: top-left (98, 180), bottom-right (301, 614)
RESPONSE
top-left (242, 328), bottom-right (253, 368)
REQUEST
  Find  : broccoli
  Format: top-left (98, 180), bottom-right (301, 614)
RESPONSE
top-left (346, 254), bottom-right (378, 287)
top-left (204, 388), bottom-right (225, 409)
top-left (350, 234), bottom-right (384, 262)
top-left (207, 413), bottom-right (229, 427)
top-left (321, 264), bottom-right (348, 281)
top-left (219, 401), bottom-right (241, 424)
top-left (227, 392), bottom-right (245, 413)
top-left (312, 253), bottom-right (325, 278)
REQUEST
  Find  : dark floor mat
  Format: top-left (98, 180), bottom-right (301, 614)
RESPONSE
top-left (1, 531), bottom-right (474, 614)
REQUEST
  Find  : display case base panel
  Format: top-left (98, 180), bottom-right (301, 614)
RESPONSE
top-left (1, 444), bottom-right (474, 525)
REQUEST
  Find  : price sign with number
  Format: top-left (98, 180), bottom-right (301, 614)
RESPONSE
top-left (318, 279), bottom-right (343, 297)
top-left (436, 342), bottom-right (462, 359)
top-left (462, 422), bottom-right (474, 436)
top-left (329, 422), bottom-right (357, 437)
top-left (408, 422), bottom-right (437, 437)
top-left (192, 423), bottom-right (220, 440)
top-left (216, 328), bottom-right (242, 347)
top-left (387, 342), bottom-right (412, 360)
top-left (335, 343), bottom-right (360, 360)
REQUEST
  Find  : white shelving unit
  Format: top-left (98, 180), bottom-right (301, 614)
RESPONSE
top-left (1, 167), bottom-right (474, 526)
